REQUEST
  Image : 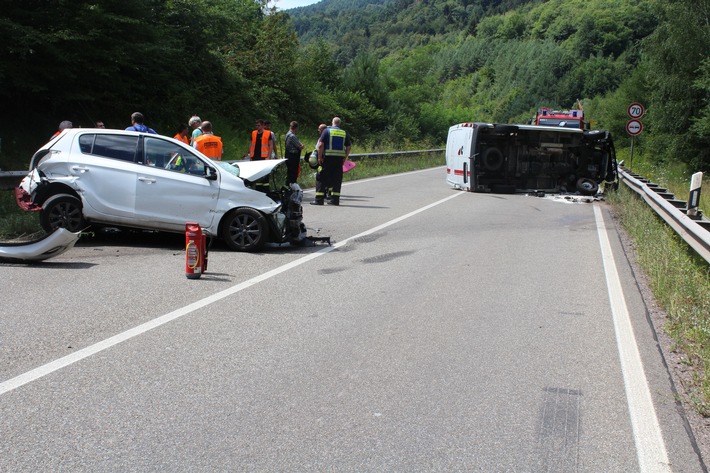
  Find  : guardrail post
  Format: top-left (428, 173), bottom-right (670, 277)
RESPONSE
top-left (687, 172), bottom-right (704, 220)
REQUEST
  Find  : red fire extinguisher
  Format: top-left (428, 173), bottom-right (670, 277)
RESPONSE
top-left (185, 222), bottom-right (208, 279)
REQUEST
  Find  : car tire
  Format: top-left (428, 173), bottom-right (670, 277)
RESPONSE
top-left (40, 193), bottom-right (86, 233)
top-left (221, 207), bottom-right (269, 252)
top-left (576, 178), bottom-right (599, 195)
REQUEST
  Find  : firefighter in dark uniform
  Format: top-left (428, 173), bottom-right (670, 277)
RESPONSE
top-left (311, 117), bottom-right (351, 206)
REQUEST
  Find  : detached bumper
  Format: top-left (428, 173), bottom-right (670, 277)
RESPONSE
top-left (0, 228), bottom-right (80, 262)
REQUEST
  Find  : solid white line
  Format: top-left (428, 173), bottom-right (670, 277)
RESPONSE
top-left (0, 190), bottom-right (464, 396)
top-left (594, 205), bottom-right (671, 472)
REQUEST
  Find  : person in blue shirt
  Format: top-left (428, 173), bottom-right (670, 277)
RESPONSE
top-left (125, 112), bottom-right (157, 134)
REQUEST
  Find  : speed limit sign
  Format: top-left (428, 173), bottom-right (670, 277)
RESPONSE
top-left (628, 103), bottom-right (645, 119)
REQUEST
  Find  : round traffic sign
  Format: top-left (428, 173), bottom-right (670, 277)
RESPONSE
top-left (626, 119), bottom-right (643, 135)
top-left (627, 102), bottom-right (645, 119)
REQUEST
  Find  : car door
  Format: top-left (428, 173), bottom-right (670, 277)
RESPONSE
top-left (133, 136), bottom-right (219, 232)
top-left (73, 133), bottom-right (139, 219)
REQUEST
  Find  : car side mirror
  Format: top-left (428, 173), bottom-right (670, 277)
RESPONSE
top-left (205, 166), bottom-right (218, 180)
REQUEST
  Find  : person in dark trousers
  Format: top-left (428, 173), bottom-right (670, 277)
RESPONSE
top-left (312, 117), bottom-right (351, 206)
top-left (310, 123), bottom-right (328, 199)
top-left (284, 121), bottom-right (305, 185)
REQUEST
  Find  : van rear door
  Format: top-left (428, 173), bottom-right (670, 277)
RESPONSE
top-left (446, 124), bottom-right (475, 191)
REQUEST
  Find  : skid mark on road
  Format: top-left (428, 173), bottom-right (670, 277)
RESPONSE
top-left (538, 387), bottom-right (582, 472)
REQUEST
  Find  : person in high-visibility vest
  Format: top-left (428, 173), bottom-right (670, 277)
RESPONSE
top-left (192, 121), bottom-right (223, 160)
top-left (248, 119), bottom-right (275, 192)
top-left (249, 119), bottom-right (274, 161)
top-left (173, 123), bottom-right (190, 145)
top-left (311, 117), bottom-right (351, 206)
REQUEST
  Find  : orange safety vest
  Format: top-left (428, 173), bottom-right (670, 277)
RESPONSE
top-left (173, 133), bottom-right (189, 145)
top-left (250, 130), bottom-right (271, 159)
top-left (194, 134), bottom-right (223, 160)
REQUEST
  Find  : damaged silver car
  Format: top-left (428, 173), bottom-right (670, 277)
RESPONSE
top-left (16, 128), bottom-right (308, 251)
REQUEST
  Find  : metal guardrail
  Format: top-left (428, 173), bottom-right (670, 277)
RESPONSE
top-left (349, 149), bottom-right (444, 161)
top-left (0, 149), bottom-right (446, 190)
top-left (0, 171), bottom-right (28, 190)
top-left (618, 165), bottom-right (710, 263)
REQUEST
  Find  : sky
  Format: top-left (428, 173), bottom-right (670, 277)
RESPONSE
top-left (275, 0), bottom-right (321, 10)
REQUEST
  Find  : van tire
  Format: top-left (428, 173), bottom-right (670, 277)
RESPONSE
top-left (576, 178), bottom-right (599, 195)
top-left (482, 147), bottom-right (504, 172)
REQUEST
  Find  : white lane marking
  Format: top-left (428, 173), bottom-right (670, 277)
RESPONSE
top-left (0, 191), bottom-right (464, 396)
top-left (594, 205), bottom-right (671, 472)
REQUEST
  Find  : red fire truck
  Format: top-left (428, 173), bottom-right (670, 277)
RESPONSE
top-left (533, 107), bottom-right (588, 129)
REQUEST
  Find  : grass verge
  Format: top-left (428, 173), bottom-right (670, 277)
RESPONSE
top-left (607, 184), bottom-right (710, 415)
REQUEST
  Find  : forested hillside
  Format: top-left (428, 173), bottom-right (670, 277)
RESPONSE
top-left (290, 0), bottom-right (709, 169)
top-left (1, 0), bottom-right (708, 170)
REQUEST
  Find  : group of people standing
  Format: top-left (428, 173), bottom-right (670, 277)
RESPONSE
top-left (173, 115), bottom-right (223, 161)
top-left (249, 117), bottom-right (351, 206)
top-left (52, 112), bottom-right (351, 206)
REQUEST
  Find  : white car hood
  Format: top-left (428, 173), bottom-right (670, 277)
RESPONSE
top-left (233, 159), bottom-right (286, 181)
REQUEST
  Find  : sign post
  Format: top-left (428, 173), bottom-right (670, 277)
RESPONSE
top-left (687, 172), bottom-right (704, 219)
top-left (626, 103), bottom-right (645, 167)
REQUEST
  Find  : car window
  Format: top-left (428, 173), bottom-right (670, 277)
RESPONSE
top-left (144, 137), bottom-right (206, 175)
top-left (79, 134), bottom-right (139, 162)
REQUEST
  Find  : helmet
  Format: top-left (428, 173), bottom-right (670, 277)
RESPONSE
top-left (308, 151), bottom-right (319, 169)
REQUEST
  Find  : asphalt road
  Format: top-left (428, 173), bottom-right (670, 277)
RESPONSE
top-left (0, 167), bottom-right (705, 471)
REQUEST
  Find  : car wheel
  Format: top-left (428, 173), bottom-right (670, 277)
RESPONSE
top-left (221, 207), bottom-right (269, 252)
top-left (576, 178), bottom-right (599, 195)
top-left (40, 193), bottom-right (86, 233)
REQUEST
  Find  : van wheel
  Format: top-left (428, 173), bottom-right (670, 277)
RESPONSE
top-left (40, 194), bottom-right (86, 233)
top-left (584, 130), bottom-right (607, 142)
top-left (576, 178), bottom-right (599, 195)
top-left (482, 147), bottom-right (504, 172)
top-left (221, 207), bottom-right (269, 252)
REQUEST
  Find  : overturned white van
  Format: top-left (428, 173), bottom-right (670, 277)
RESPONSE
top-left (445, 122), bottom-right (618, 194)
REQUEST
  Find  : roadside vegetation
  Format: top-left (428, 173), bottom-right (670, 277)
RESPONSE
top-left (609, 148), bottom-right (710, 414)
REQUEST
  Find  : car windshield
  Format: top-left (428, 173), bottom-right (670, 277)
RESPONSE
top-left (214, 160), bottom-right (240, 178)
